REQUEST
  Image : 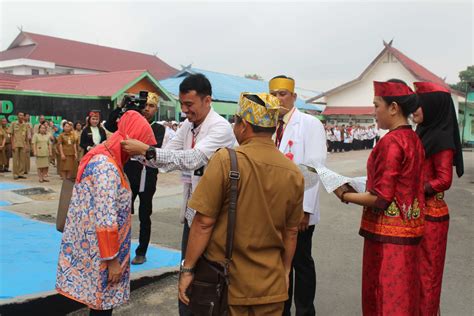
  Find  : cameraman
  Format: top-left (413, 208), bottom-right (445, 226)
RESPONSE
top-left (108, 92), bottom-right (165, 265)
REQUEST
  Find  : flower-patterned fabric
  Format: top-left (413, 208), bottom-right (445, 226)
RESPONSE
top-left (56, 154), bottom-right (131, 310)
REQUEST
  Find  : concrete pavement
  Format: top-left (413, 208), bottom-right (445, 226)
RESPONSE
top-left (0, 149), bottom-right (472, 315)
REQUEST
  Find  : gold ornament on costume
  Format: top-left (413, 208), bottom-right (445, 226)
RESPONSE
top-left (147, 92), bottom-right (159, 106)
top-left (237, 93), bottom-right (281, 128)
top-left (269, 77), bottom-right (295, 93)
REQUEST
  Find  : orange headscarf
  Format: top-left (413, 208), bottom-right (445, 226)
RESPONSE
top-left (76, 110), bottom-right (156, 183)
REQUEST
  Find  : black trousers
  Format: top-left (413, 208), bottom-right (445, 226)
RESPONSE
top-left (130, 174), bottom-right (157, 257)
top-left (284, 225), bottom-right (316, 316)
top-left (179, 223), bottom-right (193, 316)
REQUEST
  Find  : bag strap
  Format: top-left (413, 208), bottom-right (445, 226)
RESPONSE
top-left (225, 148), bottom-right (239, 261)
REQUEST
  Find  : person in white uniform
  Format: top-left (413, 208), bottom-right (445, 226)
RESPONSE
top-left (120, 74), bottom-right (235, 316)
top-left (270, 75), bottom-right (326, 316)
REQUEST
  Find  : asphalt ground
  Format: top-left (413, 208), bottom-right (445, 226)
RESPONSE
top-left (1, 149), bottom-right (472, 315)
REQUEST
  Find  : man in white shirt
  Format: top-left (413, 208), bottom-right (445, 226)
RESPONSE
top-left (121, 74), bottom-right (235, 316)
top-left (270, 75), bottom-right (326, 316)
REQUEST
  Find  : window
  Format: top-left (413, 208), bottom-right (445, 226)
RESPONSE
top-left (4, 70), bottom-right (13, 74)
top-left (31, 69), bottom-right (40, 75)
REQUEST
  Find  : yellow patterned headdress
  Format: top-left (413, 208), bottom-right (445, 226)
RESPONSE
top-left (147, 92), bottom-right (159, 106)
top-left (236, 93), bottom-right (281, 128)
top-left (269, 77), bottom-right (295, 93)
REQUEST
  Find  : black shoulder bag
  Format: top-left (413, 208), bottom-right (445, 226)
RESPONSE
top-left (187, 148), bottom-right (240, 316)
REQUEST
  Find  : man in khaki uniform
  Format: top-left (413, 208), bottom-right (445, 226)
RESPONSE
top-left (1, 118), bottom-right (11, 172)
top-left (8, 112), bottom-right (28, 179)
top-left (0, 121), bottom-right (7, 172)
top-left (24, 113), bottom-right (32, 174)
top-left (178, 93), bottom-right (305, 315)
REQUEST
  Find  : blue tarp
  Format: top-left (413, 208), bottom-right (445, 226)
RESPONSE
top-left (160, 68), bottom-right (323, 112)
top-left (0, 209), bottom-right (180, 299)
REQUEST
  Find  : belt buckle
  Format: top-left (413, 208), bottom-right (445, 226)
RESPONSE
top-left (229, 171), bottom-right (240, 180)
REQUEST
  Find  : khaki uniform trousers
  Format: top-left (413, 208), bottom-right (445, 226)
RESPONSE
top-left (229, 302), bottom-right (284, 316)
top-left (24, 144), bottom-right (31, 173)
top-left (0, 148), bottom-right (7, 170)
top-left (13, 147), bottom-right (26, 177)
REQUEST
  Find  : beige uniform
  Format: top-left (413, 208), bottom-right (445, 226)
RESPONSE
top-left (8, 121), bottom-right (28, 178)
top-left (0, 127), bottom-right (7, 170)
top-left (24, 122), bottom-right (32, 173)
top-left (57, 132), bottom-right (77, 172)
top-left (32, 133), bottom-right (51, 169)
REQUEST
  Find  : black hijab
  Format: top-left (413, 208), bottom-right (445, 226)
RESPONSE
top-left (416, 91), bottom-right (464, 177)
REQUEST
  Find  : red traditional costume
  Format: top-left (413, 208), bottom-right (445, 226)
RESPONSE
top-left (414, 82), bottom-right (464, 315)
top-left (360, 82), bottom-right (426, 315)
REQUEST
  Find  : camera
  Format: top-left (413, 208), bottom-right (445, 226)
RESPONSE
top-left (104, 90), bottom-right (149, 132)
top-left (121, 90), bottom-right (149, 112)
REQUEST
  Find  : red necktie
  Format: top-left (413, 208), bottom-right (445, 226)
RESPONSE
top-left (275, 119), bottom-right (284, 148)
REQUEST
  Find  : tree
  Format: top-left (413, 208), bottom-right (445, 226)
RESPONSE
top-left (450, 65), bottom-right (474, 92)
top-left (244, 73), bottom-right (264, 81)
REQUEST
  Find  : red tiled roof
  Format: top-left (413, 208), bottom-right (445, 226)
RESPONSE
top-left (307, 41), bottom-right (451, 103)
top-left (15, 69), bottom-right (147, 97)
top-left (0, 73), bottom-right (37, 89)
top-left (0, 32), bottom-right (177, 79)
top-left (387, 45), bottom-right (449, 88)
top-left (322, 106), bottom-right (374, 116)
top-left (0, 44), bottom-right (36, 61)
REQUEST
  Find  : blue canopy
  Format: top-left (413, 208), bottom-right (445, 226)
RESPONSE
top-left (160, 68), bottom-right (322, 112)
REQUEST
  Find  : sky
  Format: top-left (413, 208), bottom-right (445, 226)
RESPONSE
top-left (0, 0), bottom-right (472, 91)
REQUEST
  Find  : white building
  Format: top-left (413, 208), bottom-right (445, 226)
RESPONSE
top-left (307, 41), bottom-right (463, 127)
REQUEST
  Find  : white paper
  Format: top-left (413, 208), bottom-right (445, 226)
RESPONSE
top-left (314, 166), bottom-right (367, 193)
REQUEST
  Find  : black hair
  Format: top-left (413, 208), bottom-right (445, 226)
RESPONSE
top-left (271, 75), bottom-right (295, 81)
top-left (179, 73), bottom-right (212, 97)
top-left (381, 79), bottom-right (419, 117)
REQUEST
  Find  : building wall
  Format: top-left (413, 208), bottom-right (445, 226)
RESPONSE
top-left (326, 51), bottom-right (417, 107)
top-left (126, 78), bottom-right (159, 95)
top-left (459, 103), bottom-right (474, 144)
top-left (0, 58), bottom-right (55, 75)
top-left (0, 93), bottom-right (111, 124)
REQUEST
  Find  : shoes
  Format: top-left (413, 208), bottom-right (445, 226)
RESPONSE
top-left (43, 179), bottom-right (50, 182)
top-left (18, 175), bottom-right (27, 179)
top-left (131, 255), bottom-right (147, 265)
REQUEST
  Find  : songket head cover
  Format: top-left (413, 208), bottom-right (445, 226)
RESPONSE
top-left (269, 77), bottom-right (295, 93)
top-left (413, 82), bottom-right (450, 94)
top-left (88, 111), bottom-right (100, 118)
top-left (237, 92), bottom-right (281, 128)
top-left (147, 92), bottom-right (160, 106)
top-left (373, 81), bottom-right (415, 97)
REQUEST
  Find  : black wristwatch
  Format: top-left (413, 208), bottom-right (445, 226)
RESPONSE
top-left (180, 259), bottom-right (195, 274)
top-left (145, 146), bottom-right (156, 160)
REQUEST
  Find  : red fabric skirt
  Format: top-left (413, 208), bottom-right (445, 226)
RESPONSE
top-left (362, 238), bottom-right (420, 316)
top-left (419, 220), bottom-right (449, 316)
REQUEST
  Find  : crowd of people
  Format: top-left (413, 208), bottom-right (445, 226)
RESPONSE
top-left (0, 72), bottom-right (463, 315)
top-left (324, 124), bottom-right (379, 152)
top-left (0, 112), bottom-right (181, 183)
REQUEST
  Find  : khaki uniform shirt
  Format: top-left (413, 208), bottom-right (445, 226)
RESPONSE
top-left (57, 132), bottom-right (77, 155)
top-left (8, 122), bottom-right (28, 148)
top-left (32, 133), bottom-right (50, 157)
top-left (188, 137), bottom-right (304, 306)
top-left (0, 127), bottom-right (5, 147)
